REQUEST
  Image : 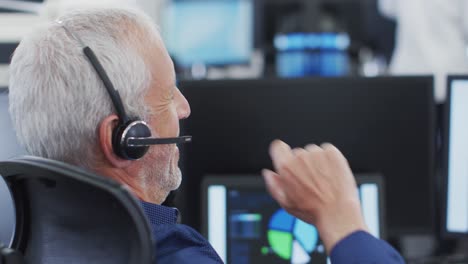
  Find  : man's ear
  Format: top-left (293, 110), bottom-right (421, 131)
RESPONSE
top-left (98, 115), bottom-right (132, 168)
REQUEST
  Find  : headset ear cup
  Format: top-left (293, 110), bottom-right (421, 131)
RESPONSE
top-left (112, 120), bottom-right (152, 160)
top-left (112, 123), bottom-right (128, 159)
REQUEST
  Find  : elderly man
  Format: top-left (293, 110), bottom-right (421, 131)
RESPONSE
top-left (8, 8), bottom-right (404, 263)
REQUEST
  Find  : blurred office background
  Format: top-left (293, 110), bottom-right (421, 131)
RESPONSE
top-left (1, 0), bottom-right (468, 262)
top-left (0, 0), bottom-right (398, 87)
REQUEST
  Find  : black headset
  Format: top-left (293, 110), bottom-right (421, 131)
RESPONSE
top-left (60, 23), bottom-right (192, 160)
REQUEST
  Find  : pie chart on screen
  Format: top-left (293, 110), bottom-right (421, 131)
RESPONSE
top-left (267, 209), bottom-right (319, 264)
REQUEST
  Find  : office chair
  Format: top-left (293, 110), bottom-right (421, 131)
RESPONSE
top-left (0, 156), bottom-right (155, 264)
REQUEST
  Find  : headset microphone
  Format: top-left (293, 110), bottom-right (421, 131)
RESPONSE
top-left (127, 136), bottom-right (192, 147)
top-left (59, 22), bottom-right (192, 160)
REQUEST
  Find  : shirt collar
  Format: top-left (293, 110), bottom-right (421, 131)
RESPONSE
top-left (140, 200), bottom-right (179, 225)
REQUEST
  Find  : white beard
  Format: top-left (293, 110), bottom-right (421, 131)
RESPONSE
top-left (138, 145), bottom-right (182, 200)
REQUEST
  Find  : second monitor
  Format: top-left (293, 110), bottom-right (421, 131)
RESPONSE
top-left (180, 76), bottom-right (435, 235)
top-left (202, 174), bottom-right (385, 264)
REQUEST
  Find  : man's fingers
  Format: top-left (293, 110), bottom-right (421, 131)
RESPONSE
top-left (321, 143), bottom-right (356, 188)
top-left (304, 144), bottom-right (327, 161)
top-left (269, 140), bottom-right (294, 172)
top-left (321, 143), bottom-right (349, 167)
top-left (292, 147), bottom-right (306, 156)
top-left (262, 169), bottom-right (288, 205)
top-left (305, 144), bottom-right (320, 152)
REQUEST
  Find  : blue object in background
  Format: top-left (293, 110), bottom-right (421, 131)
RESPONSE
top-left (275, 33), bottom-right (350, 77)
top-left (0, 90), bottom-right (22, 247)
top-left (162, 0), bottom-right (254, 67)
top-left (0, 178), bottom-right (15, 247)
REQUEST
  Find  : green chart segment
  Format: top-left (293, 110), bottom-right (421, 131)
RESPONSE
top-left (268, 230), bottom-right (293, 259)
top-left (267, 209), bottom-right (319, 263)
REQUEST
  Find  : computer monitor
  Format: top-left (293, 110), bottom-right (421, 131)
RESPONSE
top-left (0, 176), bottom-right (15, 247)
top-left (201, 174), bottom-right (385, 264)
top-left (161, 0), bottom-right (254, 67)
top-left (179, 77), bottom-right (435, 235)
top-left (0, 88), bottom-right (22, 247)
top-left (443, 76), bottom-right (468, 236)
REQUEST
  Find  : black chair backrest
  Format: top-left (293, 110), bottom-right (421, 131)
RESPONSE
top-left (0, 156), bottom-right (155, 264)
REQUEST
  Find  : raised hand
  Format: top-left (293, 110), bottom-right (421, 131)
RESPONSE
top-left (262, 140), bottom-right (369, 253)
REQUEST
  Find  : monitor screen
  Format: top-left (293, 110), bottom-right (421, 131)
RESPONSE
top-left (444, 76), bottom-right (468, 235)
top-left (179, 77), bottom-right (435, 235)
top-left (202, 174), bottom-right (384, 264)
top-left (161, 0), bottom-right (254, 67)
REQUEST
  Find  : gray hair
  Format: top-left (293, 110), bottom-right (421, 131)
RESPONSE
top-left (9, 8), bottom-right (160, 168)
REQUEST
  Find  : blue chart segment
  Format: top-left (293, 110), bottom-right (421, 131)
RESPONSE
top-left (294, 219), bottom-right (318, 253)
top-left (269, 209), bottom-right (295, 232)
top-left (267, 209), bottom-right (319, 264)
